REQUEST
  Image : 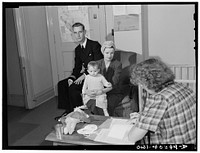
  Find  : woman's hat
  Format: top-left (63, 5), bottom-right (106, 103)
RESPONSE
top-left (101, 41), bottom-right (115, 54)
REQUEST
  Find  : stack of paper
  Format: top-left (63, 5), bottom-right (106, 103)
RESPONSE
top-left (90, 118), bottom-right (134, 145)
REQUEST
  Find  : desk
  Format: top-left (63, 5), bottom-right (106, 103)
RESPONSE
top-left (45, 115), bottom-right (110, 145)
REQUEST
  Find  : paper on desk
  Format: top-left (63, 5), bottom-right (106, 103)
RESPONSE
top-left (93, 118), bottom-right (134, 144)
top-left (108, 124), bottom-right (132, 139)
top-left (94, 128), bottom-right (133, 145)
top-left (108, 118), bottom-right (132, 139)
top-left (110, 118), bottom-right (130, 125)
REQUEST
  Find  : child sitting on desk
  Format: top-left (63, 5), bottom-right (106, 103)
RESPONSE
top-left (82, 61), bottom-right (112, 116)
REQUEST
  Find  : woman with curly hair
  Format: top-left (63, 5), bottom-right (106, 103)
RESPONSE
top-left (127, 58), bottom-right (196, 144)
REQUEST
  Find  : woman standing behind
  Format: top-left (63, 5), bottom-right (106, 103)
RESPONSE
top-left (128, 58), bottom-right (196, 144)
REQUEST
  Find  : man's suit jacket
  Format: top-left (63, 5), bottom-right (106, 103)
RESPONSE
top-left (71, 39), bottom-right (103, 79)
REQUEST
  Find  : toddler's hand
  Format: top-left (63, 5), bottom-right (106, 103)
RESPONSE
top-left (91, 90), bottom-right (96, 94)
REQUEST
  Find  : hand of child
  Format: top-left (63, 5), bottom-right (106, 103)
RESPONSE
top-left (91, 90), bottom-right (96, 94)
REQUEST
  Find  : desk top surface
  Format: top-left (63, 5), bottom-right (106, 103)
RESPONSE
top-left (45, 115), bottom-right (110, 145)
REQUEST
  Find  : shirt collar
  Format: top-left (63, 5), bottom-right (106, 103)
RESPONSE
top-left (81, 38), bottom-right (87, 48)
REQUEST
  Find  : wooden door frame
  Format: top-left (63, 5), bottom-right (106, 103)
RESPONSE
top-left (45, 6), bottom-right (59, 95)
top-left (13, 8), bottom-right (32, 108)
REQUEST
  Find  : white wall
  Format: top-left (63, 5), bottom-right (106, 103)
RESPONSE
top-left (148, 5), bottom-right (195, 65)
top-left (6, 8), bottom-right (24, 106)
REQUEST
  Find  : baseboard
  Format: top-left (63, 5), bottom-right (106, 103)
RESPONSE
top-left (34, 87), bottom-right (55, 108)
top-left (8, 94), bottom-right (25, 107)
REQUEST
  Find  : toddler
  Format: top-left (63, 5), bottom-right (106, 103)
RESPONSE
top-left (82, 61), bottom-right (112, 116)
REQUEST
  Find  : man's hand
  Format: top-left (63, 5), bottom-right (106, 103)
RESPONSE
top-left (68, 79), bottom-right (74, 86)
top-left (74, 74), bottom-right (85, 85)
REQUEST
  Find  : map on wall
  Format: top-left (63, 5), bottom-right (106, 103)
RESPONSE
top-left (112, 5), bottom-right (142, 54)
top-left (114, 14), bottom-right (139, 31)
top-left (58, 6), bottom-right (90, 42)
top-left (113, 5), bottom-right (140, 32)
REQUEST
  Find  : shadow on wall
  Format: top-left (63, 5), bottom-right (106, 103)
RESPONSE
top-left (120, 52), bottom-right (137, 85)
top-left (114, 50), bottom-right (139, 96)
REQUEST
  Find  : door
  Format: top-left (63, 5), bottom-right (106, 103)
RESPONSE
top-left (46, 5), bottom-right (107, 94)
top-left (14, 7), bottom-right (55, 109)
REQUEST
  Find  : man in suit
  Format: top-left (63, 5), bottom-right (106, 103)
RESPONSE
top-left (56, 22), bottom-right (103, 118)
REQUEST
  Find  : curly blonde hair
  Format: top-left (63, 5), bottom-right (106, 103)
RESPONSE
top-left (130, 58), bottom-right (175, 92)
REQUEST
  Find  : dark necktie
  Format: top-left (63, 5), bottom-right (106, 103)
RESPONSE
top-left (81, 45), bottom-right (84, 51)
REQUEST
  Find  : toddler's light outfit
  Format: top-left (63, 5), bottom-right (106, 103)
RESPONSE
top-left (82, 74), bottom-right (110, 116)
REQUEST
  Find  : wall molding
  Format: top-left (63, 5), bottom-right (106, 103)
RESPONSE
top-left (8, 94), bottom-right (25, 107)
top-left (33, 87), bottom-right (55, 108)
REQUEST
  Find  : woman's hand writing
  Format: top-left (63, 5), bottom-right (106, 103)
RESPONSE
top-left (127, 112), bottom-right (140, 125)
